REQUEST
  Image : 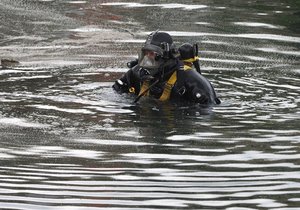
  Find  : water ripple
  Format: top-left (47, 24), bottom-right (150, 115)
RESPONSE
top-left (0, 0), bottom-right (299, 209)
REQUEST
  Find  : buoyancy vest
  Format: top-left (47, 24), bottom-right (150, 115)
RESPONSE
top-left (137, 63), bottom-right (193, 101)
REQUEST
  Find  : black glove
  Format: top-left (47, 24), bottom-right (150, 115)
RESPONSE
top-left (139, 67), bottom-right (154, 81)
top-left (112, 79), bottom-right (128, 93)
top-left (215, 97), bottom-right (221, 104)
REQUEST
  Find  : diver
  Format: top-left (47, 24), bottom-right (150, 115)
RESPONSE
top-left (112, 30), bottom-right (221, 105)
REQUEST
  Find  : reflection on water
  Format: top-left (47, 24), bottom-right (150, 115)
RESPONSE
top-left (0, 0), bottom-right (299, 209)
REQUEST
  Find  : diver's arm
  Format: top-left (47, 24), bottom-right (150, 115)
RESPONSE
top-left (190, 87), bottom-right (210, 104)
top-left (183, 70), bottom-right (220, 104)
top-left (112, 69), bottom-right (133, 93)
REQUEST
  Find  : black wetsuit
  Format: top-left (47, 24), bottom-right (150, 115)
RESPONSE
top-left (113, 58), bottom-right (220, 105)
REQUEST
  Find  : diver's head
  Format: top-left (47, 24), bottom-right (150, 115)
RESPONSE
top-left (139, 31), bottom-right (176, 78)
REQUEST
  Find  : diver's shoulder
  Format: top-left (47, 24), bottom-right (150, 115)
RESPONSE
top-left (178, 67), bottom-right (202, 79)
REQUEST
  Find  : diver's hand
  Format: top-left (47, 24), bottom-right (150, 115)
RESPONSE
top-left (112, 79), bottom-right (128, 93)
top-left (215, 97), bottom-right (221, 104)
top-left (139, 67), bottom-right (154, 81)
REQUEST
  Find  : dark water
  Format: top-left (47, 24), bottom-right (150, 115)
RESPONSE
top-left (0, 0), bottom-right (300, 209)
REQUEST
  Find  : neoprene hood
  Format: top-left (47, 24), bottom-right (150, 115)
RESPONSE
top-left (142, 31), bottom-right (174, 57)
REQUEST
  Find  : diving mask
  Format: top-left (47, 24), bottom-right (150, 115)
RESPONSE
top-left (138, 50), bottom-right (163, 77)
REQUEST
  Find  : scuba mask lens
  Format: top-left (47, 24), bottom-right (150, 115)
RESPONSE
top-left (138, 59), bottom-right (159, 81)
top-left (139, 55), bottom-right (156, 68)
top-left (138, 50), bottom-right (163, 75)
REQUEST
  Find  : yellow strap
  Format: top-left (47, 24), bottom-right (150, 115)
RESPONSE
top-left (159, 71), bottom-right (177, 101)
top-left (138, 81), bottom-right (150, 97)
top-left (183, 56), bottom-right (199, 63)
top-left (183, 65), bottom-right (192, 71)
top-left (138, 67), bottom-right (189, 101)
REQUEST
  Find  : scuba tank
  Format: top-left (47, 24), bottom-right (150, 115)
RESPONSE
top-left (178, 43), bottom-right (201, 74)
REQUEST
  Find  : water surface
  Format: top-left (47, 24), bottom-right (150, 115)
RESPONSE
top-left (0, 0), bottom-right (299, 209)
